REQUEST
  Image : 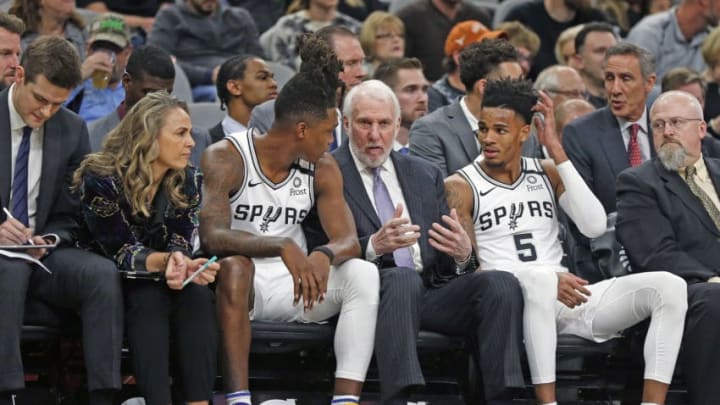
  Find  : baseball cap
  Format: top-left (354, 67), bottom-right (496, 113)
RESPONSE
top-left (444, 20), bottom-right (507, 56)
top-left (88, 13), bottom-right (130, 49)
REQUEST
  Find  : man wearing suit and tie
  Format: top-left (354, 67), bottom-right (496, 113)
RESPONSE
top-left (562, 42), bottom-right (656, 280)
top-left (0, 36), bottom-right (122, 404)
top-left (335, 79), bottom-right (524, 404)
top-left (617, 90), bottom-right (720, 405)
top-left (409, 38), bottom-right (523, 177)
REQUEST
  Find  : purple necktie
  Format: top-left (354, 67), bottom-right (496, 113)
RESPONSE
top-left (372, 167), bottom-right (414, 269)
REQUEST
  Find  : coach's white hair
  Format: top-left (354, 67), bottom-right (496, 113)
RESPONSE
top-left (342, 79), bottom-right (401, 123)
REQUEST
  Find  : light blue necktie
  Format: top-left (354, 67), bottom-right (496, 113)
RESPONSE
top-left (372, 167), bottom-right (414, 268)
top-left (399, 146), bottom-right (409, 155)
top-left (11, 126), bottom-right (32, 226)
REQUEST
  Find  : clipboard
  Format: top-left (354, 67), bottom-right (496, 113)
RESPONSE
top-left (0, 233), bottom-right (60, 250)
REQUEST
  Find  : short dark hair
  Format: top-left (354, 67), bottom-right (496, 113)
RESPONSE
top-left (372, 57), bottom-right (423, 89)
top-left (459, 38), bottom-right (518, 91)
top-left (275, 46), bottom-right (342, 127)
top-left (125, 45), bottom-right (175, 81)
top-left (314, 25), bottom-right (356, 49)
top-left (216, 55), bottom-right (255, 111)
top-left (661, 67), bottom-right (707, 95)
top-left (574, 22), bottom-right (616, 54)
top-left (482, 78), bottom-right (537, 125)
top-left (0, 12), bottom-right (25, 35)
top-left (21, 36), bottom-right (81, 89)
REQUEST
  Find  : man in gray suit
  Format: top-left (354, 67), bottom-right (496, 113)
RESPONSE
top-left (89, 45), bottom-right (211, 166)
top-left (333, 79), bottom-right (524, 404)
top-left (0, 36), bottom-right (122, 405)
top-left (409, 38), bottom-right (522, 177)
top-left (562, 42), bottom-right (656, 281)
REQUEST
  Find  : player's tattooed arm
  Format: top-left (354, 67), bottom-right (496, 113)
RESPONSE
top-left (444, 174), bottom-right (478, 254)
top-left (199, 143), bottom-right (296, 257)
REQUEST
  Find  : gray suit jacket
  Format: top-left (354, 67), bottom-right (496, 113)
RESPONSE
top-left (88, 108), bottom-right (212, 167)
top-left (332, 144), bottom-right (457, 288)
top-left (562, 107), bottom-right (655, 213)
top-left (408, 101), bottom-right (478, 177)
top-left (0, 88), bottom-right (88, 243)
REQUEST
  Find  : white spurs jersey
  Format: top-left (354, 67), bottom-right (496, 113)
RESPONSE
top-left (457, 157), bottom-right (565, 272)
top-left (226, 129), bottom-right (315, 265)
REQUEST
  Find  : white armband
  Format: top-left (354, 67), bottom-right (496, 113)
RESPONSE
top-left (557, 161), bottom-right (607, 238)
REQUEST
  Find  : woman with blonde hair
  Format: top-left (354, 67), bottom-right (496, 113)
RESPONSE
top-left (74, 91), bottom-right (219, 405)
top-left (359, 11), bottom-right (404, 76)
top-left (9, 0), bottom-right (87, 58)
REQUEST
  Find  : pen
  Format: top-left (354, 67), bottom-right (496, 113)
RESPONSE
top-left (181, 256), bottom-right (218, 288)
top-left (2, 207), bottom-right (34, 245)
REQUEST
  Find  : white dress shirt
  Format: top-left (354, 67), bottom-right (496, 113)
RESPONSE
top-left (221, 114), bottom-right (247, 136)
top-left (617, 108), bottom-right (651, 163)
top-left (8, 84), bottom-right (43, 230)
top-left (459, 96), bottom-right (481, 153)
top-left (349, 147), bottom-right (423, 272)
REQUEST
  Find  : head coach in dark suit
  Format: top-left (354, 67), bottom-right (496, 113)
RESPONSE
top-left (0, 36), bottom-right (122, 405)
top-left (332, 80), bottom-right (524, 404)
top-left (561, 42), bottom-right (656, 281)
top-left (617, 90), bottom-right (720, 405)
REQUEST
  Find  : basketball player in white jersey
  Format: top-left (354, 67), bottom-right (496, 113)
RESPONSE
top-left (198, 38), bottom-right (379, 405)
top-left (445, 78), bottom-right (688, 405)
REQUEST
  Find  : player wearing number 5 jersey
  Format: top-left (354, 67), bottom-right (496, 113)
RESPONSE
top-left (446, 78), bottom-right (688, 405)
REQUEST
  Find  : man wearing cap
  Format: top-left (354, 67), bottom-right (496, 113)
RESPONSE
top-left (409, 38), bottom-right (522, 177)
top-left (428, 20), bottom-right (506, 113)
top-left (65, 13), bottom-right (132, 123)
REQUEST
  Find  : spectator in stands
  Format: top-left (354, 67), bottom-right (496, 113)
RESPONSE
top-left (65, 13), bottom-right (132, 123)
top-left (74, 90), bottom-right (219, 405)
top-left (563, 42), bottom-right (656, 282)
top-left (702, 26), bottom-right (720, 138)
top-left (499, 0), bottom-right (607, 80)
top-left (88, 45), bottom-right (211, 166)
top-left (555, 98), bottom-right (595, 136)
top-left (76, 0), bottom-right (171, 34)
top-left (208, 55), bottom-right (278, 143)
top-left (200, 39), bottom-right (379, 405)
top-left (554, 24), bottom-right (584, 68)
top-left (627, 0), bottom-right (718, 87)
top-left (427, 20), bottom-right (507, 113)
top-left (337, 0), bottom-right (390, 21)
top-left (9, 0), bottom-right (87, 59)
top-left (261, 0), bottom-right (361, 72)
top-left (497, 21), bottom-right (541, 77)
top-left (534, 65), bottom-right (587, 106)
top-left (332, 79), bottom-right (524, 404)
top-left (250, 26), bottom-right (366, 149)
top-left (359, 11), bottom-right (405, 77)
top-left (617, 89), bottom-right (720, 405)
top-left (373, 57), bottom-right (428, 153)
top-left (0, 12), bottom-right (23, 90)
top-left (396, 0), bottom-right (492, 81)
top-left (572, 22), bottom-right (617, 109)
top-left (147, 0), bottom-right (263, 102)
top-left (0, 35), bottom-right (122, 405)
top-left (449, 78), bottom-right (687, 405)
top-left (409, 38), bottom-right (522, 176)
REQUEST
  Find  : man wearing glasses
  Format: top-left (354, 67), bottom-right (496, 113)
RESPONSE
top-left (562, 42), bottom-right (656, 280)
top-left (617, 90), bottom-right (720, 405)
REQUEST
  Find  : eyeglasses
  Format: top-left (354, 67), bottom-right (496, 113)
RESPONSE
top-left (650, 117), bottom-right (703, 132)
top-left (375, 32), bottom-right (404, 40)
top-left (545, 89), bottom-right (587, 100)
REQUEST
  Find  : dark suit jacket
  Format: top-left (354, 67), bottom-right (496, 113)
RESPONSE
top-left (562, 106), bottom-right (655, 213)
top-left (209, 122), bottom-right (224, 144)
top-left (616, 157), bottom-right (720, 284)
top-left (408, 101), bottom-right (477, 177)
top-left (0, 87), bottom-right (89, 243)
top-left (333, 144), bottom-right (457, 288)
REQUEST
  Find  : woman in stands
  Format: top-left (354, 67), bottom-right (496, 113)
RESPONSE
top-left (359, 11), bottom-right (405, 76)
top-left (73, 91), bottom-right (219, 405)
